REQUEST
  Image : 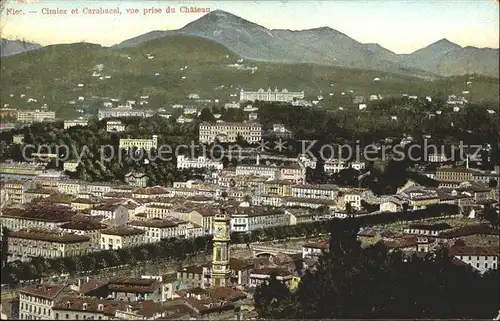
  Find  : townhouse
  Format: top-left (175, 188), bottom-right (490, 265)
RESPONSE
top-left (90, 203), bottom-right (129, 226)
top-left (176, 155), bottom-right (223, 170)
top-left (18, 284), bottom-right (66, 320)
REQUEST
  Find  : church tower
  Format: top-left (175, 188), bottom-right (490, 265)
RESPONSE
top-left (211, 208), bottom-right (232, 288)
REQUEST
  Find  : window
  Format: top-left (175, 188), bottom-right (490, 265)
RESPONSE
top-left (485, 263), bottom-right (488, 268)
top-left (55, 313), bottom-right (59, 319)
top-left (476, 263), bottom-right (480, 268)
top-left (76, 315), bottom-right (79, 320)
top-left (66, 314), bottom-right (69, 319)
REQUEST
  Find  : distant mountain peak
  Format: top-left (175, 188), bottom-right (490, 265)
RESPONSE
top-left (428, 38), bottom-right (461, 49)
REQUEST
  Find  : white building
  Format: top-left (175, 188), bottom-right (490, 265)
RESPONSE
top-left (450, 246), bottom-right (498, 274)
top-left (64, 119), bottom-right (88, 129)
top-left (176, 155), bottom-right (223, 170)
top-left (324, 160), bottom-right (347, 173)
top-left (240, 87), bottom-right (304, 102)
top-left (18, 284), bottom-right (66, 320)
top-left (227, 203), bottom-right (288, 233)
top-left (119, 135), bottom-right (158, 150)
top-left (199, 122), bottom-right (262, 144)
top-left (106, 120), bottom-right (126, 132)
top-left (100, 226), bottom-right (146, 250)
top-left (291, 184), bottom-right (338, 200)
top-left (235, 165), bottom-right (280, 180)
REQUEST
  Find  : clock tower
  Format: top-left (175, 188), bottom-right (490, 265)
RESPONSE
top-left (211, 209), bottom-right (231, 288)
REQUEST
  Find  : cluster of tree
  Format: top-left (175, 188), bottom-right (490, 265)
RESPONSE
top-left (0, 204), bottom-right (458, 285)
top-left (0, 116), bottom-right (209, 185)
top-left (254, 219), bottom-right (500, 319)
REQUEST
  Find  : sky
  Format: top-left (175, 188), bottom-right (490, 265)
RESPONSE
top-left (1, 0), bottom-right (498, 54)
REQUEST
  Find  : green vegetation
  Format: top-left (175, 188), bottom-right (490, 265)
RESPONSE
top-left (1, 35), bottom-right (498, 121)
top-left (254, 219), bottom-right (499, 319)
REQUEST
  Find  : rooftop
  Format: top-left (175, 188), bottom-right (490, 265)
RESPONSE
top-left (8, 229), bottom-right (91, 243)
top-left (101, 226), bottom-right (145, 236)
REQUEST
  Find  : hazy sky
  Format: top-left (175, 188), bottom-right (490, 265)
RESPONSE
top-left (1, 0), bottom-right (498, 54)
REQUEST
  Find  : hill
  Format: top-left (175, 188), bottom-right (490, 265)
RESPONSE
top-left (1, 35), bottom-right (498, 120)
top-left (0, 39), bottom-right (43, 57)
top-left (116, 10), bottom-right (499, 78)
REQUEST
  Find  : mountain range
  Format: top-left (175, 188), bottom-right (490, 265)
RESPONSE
top-left (1, 10), bottom-right (498, 78)
top-left (1, 39), bottom-right (43, 57)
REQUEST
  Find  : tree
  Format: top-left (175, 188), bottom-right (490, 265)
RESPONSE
top-left (199, 107), bottom-right (216, 122)
top-left (254, 273), bottom-right (296, 319)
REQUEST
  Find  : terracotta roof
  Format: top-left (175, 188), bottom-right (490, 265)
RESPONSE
top-left (19, 284), bottom-right (66, 300)
top-left (101, 226), bottom-right (144, 236)
top-left (303, 240), bottom-right (329, 250)
top-left (53, 295), bottom-right (126, 316)
top-left (133, 186), bottom-right (169, 195)
top-left (449, 246), bottom-right (499, 257)
top-left (8, 229), bottom-right (90, 243)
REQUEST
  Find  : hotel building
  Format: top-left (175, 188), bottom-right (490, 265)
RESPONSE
top-left (199, 122), bottom-right (262, 144)
top-left (239, 87), bottom-right (304, 102)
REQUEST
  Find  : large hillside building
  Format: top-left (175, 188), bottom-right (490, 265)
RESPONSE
top-left (199, 122), bottom-right (261, 144)
top-left (239, 88), bottom-right (304, 102)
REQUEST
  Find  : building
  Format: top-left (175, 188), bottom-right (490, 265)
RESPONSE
top-left (239, 87), bottom-right (304, 102)
top-left (449, 246), bottom-right (498, 274)
top-left (0, 204), bottom-right (76, 232)
top-left (199, 122), bottom-right (262, 144)
top-left (17, 110), bottom-right (55, 123)
top-left (128, 218), bottom-right (202, 243)
top-left (436, 167), bottom-right (473, 183)
top-left (98, 108), bottom-right (154, 120)
top-left (249, 267), bottom-right (293, 288)
top-left (59, 219), bottom-right (106, 250)
top-left (90, 204), bottom-right (129, 226)
top-left (211, 211), bottom-right (232, 287)
top-left (63, 161), bottom-right (80, 173)
top-left (0, 162), bottom-right (46, 180)
top-left (52, 296), bottom-right (126, 320)
top-left (13, 134), bottom-right (24, 144)
top-left (291, 184), bottom-right (338, 200)
top-left (235, 165), bottom-right (280, 180)
top-left (6, 229), bottom-right (91, 262)
top-left (324, 160), bottom-right (347, 174)
top-left (3, 180), bottom-right (34, 204)
top-left (18, 284), bottom-right (66, 320)
top-left (106, 120), bottom-right (126, 132)
top-left (124, 172), bottom-right (149, 187)
top-left (63, 119), bottom-right (88, 129)
top-left (176, 155), bottom-right (223, 170)
top-left (119, 135), bottom-right (158, 150)
top-left (227, 203), bottom-right (288, 233)
top-left (100, 226), bottom-right (145, 250)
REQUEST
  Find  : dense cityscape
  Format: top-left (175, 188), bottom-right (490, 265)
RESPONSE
top-left (1, 2), bottom-right (499, 320)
